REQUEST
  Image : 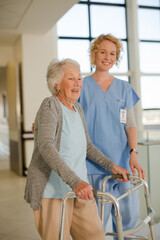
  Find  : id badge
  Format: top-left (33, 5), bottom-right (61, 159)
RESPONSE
top-left (120, 108), bottom-right (127, 123)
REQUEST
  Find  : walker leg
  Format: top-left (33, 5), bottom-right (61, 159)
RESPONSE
top-left (115, 215), bottom-right (124, 240)
top-left (101, 175), bottom-right (156, 240)
top-left (100, 197), bottom-right (105, 224)
top-left (144, 187), bottom-right (156, 240)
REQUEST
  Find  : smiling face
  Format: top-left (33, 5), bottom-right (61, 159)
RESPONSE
top-left (95, 40), bottom-right (117, 72)
top-left (57, 65), bottom-right (82, 104)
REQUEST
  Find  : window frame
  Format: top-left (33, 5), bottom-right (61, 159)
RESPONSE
top-left (138, 3), bottom-right (160, 112)
top-left (58, 0), bottom-right (129, 75)
top-left (57, 0), bottom-right (160, 127)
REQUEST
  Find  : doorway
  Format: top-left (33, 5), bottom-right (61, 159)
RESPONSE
top-left (0, 67), bottom-right (10, 170)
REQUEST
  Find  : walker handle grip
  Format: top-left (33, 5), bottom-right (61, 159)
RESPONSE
top-left (112, 174), bottom-right (130, 180)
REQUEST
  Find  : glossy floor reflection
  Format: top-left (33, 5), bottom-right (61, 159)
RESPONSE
top-left (0, 170), bottom-right (41, 240)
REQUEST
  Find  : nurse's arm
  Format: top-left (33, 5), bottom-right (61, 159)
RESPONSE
top-left (126, 126), bottom-right (146, 180)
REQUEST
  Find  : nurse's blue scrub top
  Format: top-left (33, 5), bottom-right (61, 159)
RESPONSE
top-left (79, 76), bottom-right (139, 174)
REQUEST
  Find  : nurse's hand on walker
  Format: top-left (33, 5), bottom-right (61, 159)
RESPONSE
top-left (111, 164), bottom-right (130, 182)
top-left (129, 152), bottom-right (146, 180)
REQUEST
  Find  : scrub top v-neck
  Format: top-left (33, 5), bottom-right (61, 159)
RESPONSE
top-left (79, 75), bottom-right (139, 174)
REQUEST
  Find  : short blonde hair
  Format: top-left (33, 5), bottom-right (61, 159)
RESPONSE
top-left (90, 34), bottom-right (123, 66)
top-left (47, 58), bottom-right (80, 96)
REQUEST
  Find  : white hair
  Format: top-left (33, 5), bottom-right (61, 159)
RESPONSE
top-left (47, 58), bottom-right (80, 96)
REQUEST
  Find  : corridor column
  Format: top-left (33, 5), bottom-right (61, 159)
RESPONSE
top-left (126, 0), bottom-right (143, 139)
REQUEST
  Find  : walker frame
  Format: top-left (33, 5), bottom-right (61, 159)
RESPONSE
top-left (59, 174), bottom-right (155, 240)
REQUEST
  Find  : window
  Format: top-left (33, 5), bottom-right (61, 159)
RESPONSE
top-left (138, 1), bottom-right (160, 126)
top-left (57, 39), bottom-right (90, 72)
top-left (138, 9), bottom-right (160, 41)
top-left (57, 0), bottom-right (128, 75)
top-left (57, 0), bottom-right (160, 128)
top-left (90, 5), bottom-right (126, 39)
top-left (90, 0), bottom-right (125, 3)
top-left (141, 76), bottom-right (160, 109)
top-left (138, 0), bottom-right (160, 7)
top-left (139, 42), bottom-right (160, 73)
top-left (57, 5), bottom-right (89, 37)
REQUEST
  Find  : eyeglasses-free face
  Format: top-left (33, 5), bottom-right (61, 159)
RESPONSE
top-left (95, 40), bottom-right (117, 72)
top-left (57, 66), bottom-right (82, 104)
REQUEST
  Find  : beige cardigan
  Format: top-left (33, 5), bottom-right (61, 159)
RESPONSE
top-left (24, 96), bottom-right (114, 210)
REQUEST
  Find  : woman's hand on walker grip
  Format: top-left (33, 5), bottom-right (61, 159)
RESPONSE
top-left (74, 181), bottom-right (94, 200)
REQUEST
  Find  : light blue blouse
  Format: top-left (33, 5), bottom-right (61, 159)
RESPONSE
top-left (43, 101), bottom-right (88, 198)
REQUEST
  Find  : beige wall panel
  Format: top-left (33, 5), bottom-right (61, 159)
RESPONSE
top-left (21, 26), bottom-right (57, 130)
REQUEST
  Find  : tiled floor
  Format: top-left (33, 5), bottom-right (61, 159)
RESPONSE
top-left (0, 123), bottom-right (159, 240)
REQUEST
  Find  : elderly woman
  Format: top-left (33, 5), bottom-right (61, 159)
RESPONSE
top-left (24, 58), bottom-right (129, 240)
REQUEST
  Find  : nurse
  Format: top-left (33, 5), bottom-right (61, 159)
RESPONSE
top-left (78, 34), bottom-right (146, 238)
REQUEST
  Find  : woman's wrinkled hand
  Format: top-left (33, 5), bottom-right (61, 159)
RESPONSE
top-left (111, 164), bottom-right (130, 181)
top-left (74, 181), bottom-right (94, 200)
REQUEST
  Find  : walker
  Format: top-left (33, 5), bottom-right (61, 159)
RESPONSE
top-left (59, 174), bottom-right (155, 240)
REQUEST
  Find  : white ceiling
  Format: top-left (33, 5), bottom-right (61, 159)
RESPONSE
top-left (0, 0), bottom-right (78, 46)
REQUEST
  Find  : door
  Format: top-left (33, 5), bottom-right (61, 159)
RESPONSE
top-left (6, 60), bottom-right (23, 175)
